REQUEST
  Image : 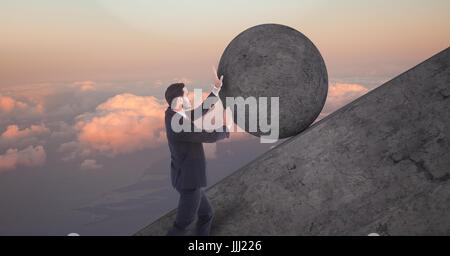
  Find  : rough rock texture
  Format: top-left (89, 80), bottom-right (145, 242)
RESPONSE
top-left (136, 47), bottom-right (450, 236)
top-left (218, 24), bottom-right (328, 138)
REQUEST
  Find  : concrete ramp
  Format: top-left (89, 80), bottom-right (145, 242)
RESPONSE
top-left (136, 48), bottom-right (450, 236)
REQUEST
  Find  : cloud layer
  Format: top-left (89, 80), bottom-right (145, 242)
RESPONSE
top-left (321, 83), bottom-right (369, 117)
top-left (1, 124), bottom-right (49, 142)
top-left (73, 81), bottom-right (96, 92)
top-left (74, 93), bottom-right (167, 157)
top-left (0, 145), bottom-right (46, 172)
top-left (0, 95), bottom-right (28, 113)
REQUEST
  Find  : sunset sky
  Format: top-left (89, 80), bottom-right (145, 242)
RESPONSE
top-left (0, 0), bottom-right (449, 235)
top-left (1, 0), bottom-right (449, 86)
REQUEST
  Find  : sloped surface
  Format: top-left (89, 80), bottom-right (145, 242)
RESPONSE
top-left (136, 48), bottom-right (450, 235)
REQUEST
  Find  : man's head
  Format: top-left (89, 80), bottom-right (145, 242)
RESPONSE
top-left (165, 83), bottom-right (190, 111)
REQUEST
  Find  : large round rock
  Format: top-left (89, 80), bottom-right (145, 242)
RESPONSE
top-left (218, 24), bottom-right (328, 139)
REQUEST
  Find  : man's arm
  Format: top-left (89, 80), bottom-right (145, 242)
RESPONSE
top-left (185, 66), bottom-right (224, 122)
top-left (171, 125), bottom-right (229, 143)
top-left (185, 92), bottom-right (219, 121)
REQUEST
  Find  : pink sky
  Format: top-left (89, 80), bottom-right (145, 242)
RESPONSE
top-left (1, 0), bottom-right (449, 86)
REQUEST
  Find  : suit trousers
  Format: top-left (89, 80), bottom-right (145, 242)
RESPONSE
top-left (166, 187), bottom-right (214, 236)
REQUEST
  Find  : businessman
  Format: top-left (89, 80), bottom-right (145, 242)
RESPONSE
top-left (165, 68), bottom-right (229, 236)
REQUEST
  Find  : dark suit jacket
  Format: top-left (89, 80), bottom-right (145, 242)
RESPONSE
top-left (165, 93), bottom-right (229, 189)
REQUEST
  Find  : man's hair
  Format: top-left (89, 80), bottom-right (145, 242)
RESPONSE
top-left (165, 83), bottom-right (185, 106)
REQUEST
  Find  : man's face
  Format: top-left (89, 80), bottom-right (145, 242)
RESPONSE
top-left (170, 86), bottom-right (191, 111)
top-left (182, 87), bottom-right (192, 110)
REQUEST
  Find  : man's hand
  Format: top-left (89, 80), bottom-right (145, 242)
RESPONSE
top-left (212, 66), bottom-right (224, 89)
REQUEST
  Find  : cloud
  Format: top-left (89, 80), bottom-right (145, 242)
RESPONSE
top-left (0, 93), bottom-right (45, 120)
top-left (49, 121), bottom-right (76, 140)
top-left (1, 124), bottom-right (49, 141)
top-left (80, 159), bottom-right (103, 170)
top-left (0, 95), bottom-right (28, 113)
top-left (58, 141), bottom-right (92, 161)
top-left (73, 93), bottom-right (167, 157)
top-left (0, 124), bottom-right (50, 150)
top-left (0, 145), bottom-right (46, 172)
top-left (320, 83), bottom-right (369, 117)
top-left (74, 81), bottom-right (96, 92)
